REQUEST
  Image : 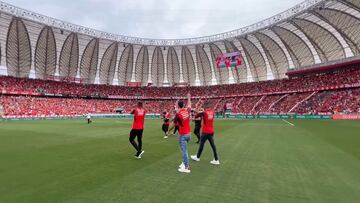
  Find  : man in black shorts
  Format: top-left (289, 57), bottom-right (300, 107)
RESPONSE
top-left (86, 113), bottom-right (92, 124)
top-left (162, 111), bottom-right (170, 138)
top-left (191, 101), bottom-right (220, 165)
top-left (171, 109), bottom-right (179, 135)
top-left (192, 109), bottom-right (202, 143)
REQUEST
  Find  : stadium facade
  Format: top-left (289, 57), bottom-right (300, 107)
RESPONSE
top-left (0, 0), bottom-right (359, 86)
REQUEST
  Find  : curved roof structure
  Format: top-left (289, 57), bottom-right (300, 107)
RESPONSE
top-left (0, 0), bottom-right (359, 86)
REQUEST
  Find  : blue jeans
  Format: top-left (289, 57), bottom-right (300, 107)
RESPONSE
top-left (179, 134), bottom-right (191, 168)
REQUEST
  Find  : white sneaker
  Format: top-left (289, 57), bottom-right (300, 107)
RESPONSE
top-left (178, 167), bottom-right (191, 173)
top-left (191, 155), bottom-right (200, 162)
top-left (164, 136), bottom-right (168, 139)
top-left (135, 150), bottom-right (145, 159)
top-left (210, 160), bottom-right (220, 165)
top-left (179, 162), bottom-right (185, 169)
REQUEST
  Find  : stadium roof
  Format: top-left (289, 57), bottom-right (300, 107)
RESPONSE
top-left (0, 0), bottom-right (328, 46)
top-left (0, 0), bottom-right (359, 86)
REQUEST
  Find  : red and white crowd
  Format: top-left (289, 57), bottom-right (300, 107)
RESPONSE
top-left (0, 67), bottom-right (359, 117)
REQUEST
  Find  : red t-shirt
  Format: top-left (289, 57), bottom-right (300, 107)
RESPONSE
top-left (197, 109), bottom-right (214, 134)
top-left (131, 108), bottom-right (146, 130)
top-left (174, 108), bottom-right (191, 135)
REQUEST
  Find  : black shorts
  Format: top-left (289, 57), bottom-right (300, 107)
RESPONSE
top-left (162, 124), bottom-right (169, 132)
top-left (201, 133), bottom-right (214, 137)
top-left (195, 120), bottom-right (202, 128)
top-left (194, 126), bottom-right (201, 134)
top-left (130, 129), bottom-right (143, 139)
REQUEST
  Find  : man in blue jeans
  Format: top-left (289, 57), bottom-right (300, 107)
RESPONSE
top-left (168, 93), bottom-right (192, 173)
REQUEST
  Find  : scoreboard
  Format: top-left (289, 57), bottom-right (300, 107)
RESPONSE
top-left (216, 51), bottom-right (242, 68)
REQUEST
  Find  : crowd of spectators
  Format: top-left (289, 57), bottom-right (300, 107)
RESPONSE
top-left (253, 95), bottom-right (283, 114)
top-left (1, 87), bottom-right (359, 116)
top-left (295, 89), bottom-right (360, 114)
top-left (0, 96), bottom-right (190, 117)
top-left (233, 96), bottom-right (261, 114)
top-left (0, 96), bottom-right (127, 116)
top-left (268, 93), bottom-right (312, 114)
top-left (1, 68), bottom-right (359, 98)
top-left (0, 67), bottom-right (359, 117)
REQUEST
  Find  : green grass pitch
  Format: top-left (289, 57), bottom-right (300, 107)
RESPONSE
top-left (0, 119), bottom-right (360, 203)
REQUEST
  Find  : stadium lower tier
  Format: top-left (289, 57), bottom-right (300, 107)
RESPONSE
top-left (1, 88), bottom-right (359, 117)
top-left (1, 67), bottom-right (359, 98)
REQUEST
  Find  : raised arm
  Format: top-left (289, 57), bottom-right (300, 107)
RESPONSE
top-left (174, 100), bottom-right (178, 112)
top-left (195, 99), bottom-right (202, 109)
top-left (130, 109), bottom-right (135, 114)
top-left (187, 92), bottom-right (192, 109)
top-left (213, 99), bottom-right (221, 111)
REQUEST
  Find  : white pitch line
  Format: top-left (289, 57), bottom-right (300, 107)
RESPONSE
top-left (282, 119), bottom-right (295, 126)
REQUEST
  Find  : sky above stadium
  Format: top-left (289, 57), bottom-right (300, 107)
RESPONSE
top-left (6, 0), bottom-right (303, 39)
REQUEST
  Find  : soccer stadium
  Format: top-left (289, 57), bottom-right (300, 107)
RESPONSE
top-left (0, 0), bottom-right (359, 202)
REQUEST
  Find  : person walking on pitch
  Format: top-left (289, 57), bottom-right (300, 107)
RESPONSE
top-left (167, 93), bottom-right (192, 173)
top-left (191, 101), bottom-right (220, 165)
top-left (162, 110), bottom-right (170, 138)
top-left (192, 108), bottom-right (202, 143)
top-left (129, 102), bottom-right (146, 159)
top-left (86, 113), bottom-right (92, 124)
top-left (171, 109), bottom-right (179, 135)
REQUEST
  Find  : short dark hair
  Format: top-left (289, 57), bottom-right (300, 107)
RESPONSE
top-left (178, 100), bottom-right (184, 108)
top-left (137, 102), bottom-right (143, 107)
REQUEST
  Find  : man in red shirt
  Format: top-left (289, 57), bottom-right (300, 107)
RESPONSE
top-left (129, 102), bottom-right (146, 159)
top-left (167, 93), bottom-right (192, 173)
top-left (191, 101), bottom-right (220, 165)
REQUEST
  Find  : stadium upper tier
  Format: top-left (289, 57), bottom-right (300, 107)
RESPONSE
top-left (0, 0), bottom-right (359, 86)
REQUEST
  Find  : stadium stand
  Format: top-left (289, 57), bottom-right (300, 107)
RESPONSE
top-left (1, 67), bottom-right (359, 117)
top-left (1, 67), bottom-right (359, 97)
